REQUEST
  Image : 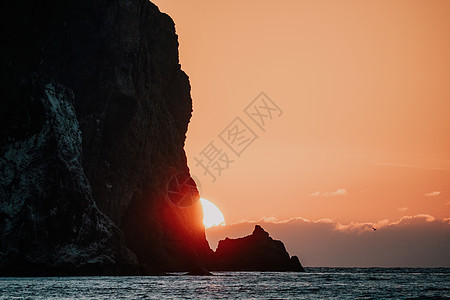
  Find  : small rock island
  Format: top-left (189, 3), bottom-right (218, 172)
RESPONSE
top-left (213, 225), bottom-right (304, 272)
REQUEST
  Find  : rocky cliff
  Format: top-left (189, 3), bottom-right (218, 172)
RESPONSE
top-left (0, 0), bottom-right (305, 275)
top-left (1, 0), bottom-right (211, 274)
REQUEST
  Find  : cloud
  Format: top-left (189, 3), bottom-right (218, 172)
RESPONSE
top-left (206, 215), bottom-right (450, 267)
top-left (425, 191), bottom-right (441, 197)
top-left (308, 191), bottom-right (321, 197)
top-left (390, 214), bottom-right (436, 225)
top-left (309, 188), bottom-right (348, 197)
top-left (397, 207), bottom-right (408, 212)
top-left (372, 162), bottom-right (450, 171)
top-left (329, 188), bottom-right (348, 196)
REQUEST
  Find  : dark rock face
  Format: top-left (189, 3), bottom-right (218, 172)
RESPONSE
top-left (213, 225), bottom-right (305, 272)
top-left (0, 75), bottom-right (137, 275)
top-left (1, 0), bottom-right (211, 274)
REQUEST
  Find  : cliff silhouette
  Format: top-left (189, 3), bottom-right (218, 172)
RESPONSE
top-left (0, 0), bottom-right (303, 275)
top-left (213, 225), bottom-right (304, 272)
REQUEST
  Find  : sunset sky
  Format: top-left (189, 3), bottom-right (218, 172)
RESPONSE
top-left (152, 0), bottom-right (450, 266)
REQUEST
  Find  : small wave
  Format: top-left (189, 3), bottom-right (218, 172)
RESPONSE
top-left (405, 297), bottom-right (449, 300)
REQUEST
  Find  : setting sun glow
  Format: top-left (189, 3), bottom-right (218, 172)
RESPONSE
top-left (200, 198), bottom-right (225, 229)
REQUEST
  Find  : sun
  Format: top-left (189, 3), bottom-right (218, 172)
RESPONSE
top-left (199, 198), bottom-right (225, 229)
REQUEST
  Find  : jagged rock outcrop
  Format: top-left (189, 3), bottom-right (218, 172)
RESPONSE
top-left (213, 225), bottom-right (305, 272)
top-left (1, 0), bottom-right (211, 274)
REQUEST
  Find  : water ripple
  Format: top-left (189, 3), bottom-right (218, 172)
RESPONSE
top-left (0, 268), bottom-right (449, 299)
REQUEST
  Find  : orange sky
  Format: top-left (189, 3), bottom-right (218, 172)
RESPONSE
top-left (153, 0), bottom-right (450, 225)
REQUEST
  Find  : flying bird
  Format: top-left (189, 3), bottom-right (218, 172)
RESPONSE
top-left (372, 227), bottom-right (377, 231)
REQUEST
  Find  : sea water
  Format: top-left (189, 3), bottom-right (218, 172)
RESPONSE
top-left (1, 268), bottom-right (449, 299)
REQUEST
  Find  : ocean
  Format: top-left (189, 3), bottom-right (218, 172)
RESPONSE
top-left (0, 268), bottom-right (448, 299)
